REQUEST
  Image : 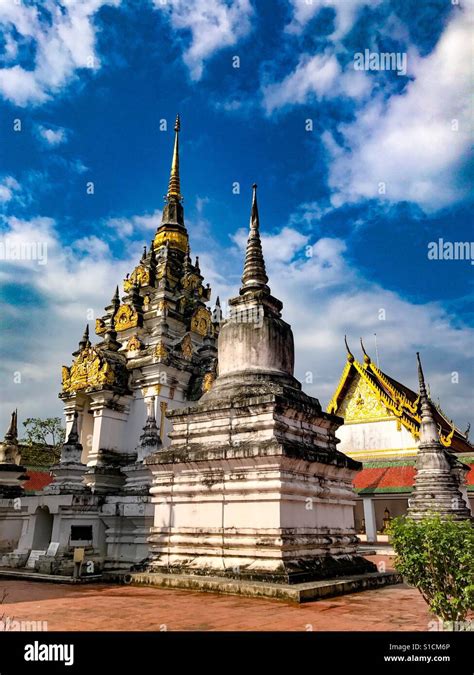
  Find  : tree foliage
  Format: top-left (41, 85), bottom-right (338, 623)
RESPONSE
top-left (389, 516), bottom-right (474, 626)
top-left (22, 417), bottom-right (65, 451)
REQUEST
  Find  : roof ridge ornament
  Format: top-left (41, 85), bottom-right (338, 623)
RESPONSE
top-left (344, 335), bottom-right (354, 363)
top-left (360, 337), bottom-right (371, 365)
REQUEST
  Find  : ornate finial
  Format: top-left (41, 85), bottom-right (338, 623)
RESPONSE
top-left (79, 324), bottom-right (90, 351)
top-left (240, 184), bottom-right (269, 295)
top-left (194, 255), bottom-right (200, 273)
top-left (166, 114), bottom-right (182, 202)
top-left (142, 245), bottom-right (147, 260)
top-left (66, 412), bottom-right (80, 445)
top-left (416, 352), bottom-right (428, 399)
top-left (112, 285), bottom-right (120, 306)
top-left (212, 295), bottom-right (223, 324)
top-left (344, 335), bottom-right (354, 363)
top-left (4, 410), bottom-right (18, 443)
top-left (360, 337), bottom-right (371, 364)
top-left (416, 352), bottom-right (438, 443)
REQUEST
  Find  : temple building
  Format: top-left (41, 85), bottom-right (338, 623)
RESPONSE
top-left (0, 117), bottom-right (471, 580)
top-left (327, 339), bottom-right (473, 541)
top-left (0, 116), bottom-right (219, 573)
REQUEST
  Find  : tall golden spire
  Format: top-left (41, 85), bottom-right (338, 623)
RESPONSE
top-left (166, 114), bottom-right (182, 202)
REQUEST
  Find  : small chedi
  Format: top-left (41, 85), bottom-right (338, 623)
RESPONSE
top-left (145, 185), bottom-right (374, 583)
top-left (0, 411), bottom-right (26, 498)
top-left (407, 353), bottom-right (472, 521)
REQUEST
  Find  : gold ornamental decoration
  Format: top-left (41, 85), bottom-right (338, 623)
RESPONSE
top-left (154, 230), bottom-right (188, 253)
top-left (62, 347), bottom-right (115, 394)
top-left (154, 341), bottom-right (168, 359)
top-left (95, 318), bottom-right (107, 335)
top-left (181, 334), bottom-right (193, 360)
top-left (338, 375), bottom-right (389, 423)
top-left (182, 274), bottom-right (199, 291)
top-left (190, 307), bottom-right (211, 336)
top-left (114, 304), bottom-right (139, 331)
top-left (123, 265), bottom-right (150, 292)
top-left (127, 335), bottom-right (143, 352)
top-left (202, 372), bottom-right (215, 393)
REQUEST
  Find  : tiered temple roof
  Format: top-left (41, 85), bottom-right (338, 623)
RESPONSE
top-left (327, 337), bottom-right (472, 453)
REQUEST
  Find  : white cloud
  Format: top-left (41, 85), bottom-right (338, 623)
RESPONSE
top-left (228, 225), bottom-right (474, 428)
top-left (0, 214), bottom-right (143, 431)
top-left (36, 124), bottom-right (68, 147)
top-left (0, 176), bottom-right (21, 205)
top-left (0, 0), bottom-right (120, 106)
top-left (323, 6), bottom-right (472, 212)
top-left (154, 0), bottom-right (253, 81)
top-left (287, 0), bottom-right (381, 38)
top-left (105, 209), bottom-right (162, 239)
top-left (262, 52), bottom-right (370, 114)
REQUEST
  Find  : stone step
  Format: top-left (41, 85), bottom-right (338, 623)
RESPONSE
top-left (104, 569), bottom-right (403, 603)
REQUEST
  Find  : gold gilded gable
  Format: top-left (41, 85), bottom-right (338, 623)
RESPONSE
top-left (337, 373), bottom-right (390, 423)
top-left (62, 347), bottom-right (115, 394)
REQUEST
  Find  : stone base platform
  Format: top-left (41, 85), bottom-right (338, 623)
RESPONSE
top-left (105, 569), bottom-right (402, 603)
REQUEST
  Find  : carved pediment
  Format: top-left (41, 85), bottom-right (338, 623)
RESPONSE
top-left (124, 265), bottom-right (150, 292)
top-left (62, 347), bottom-right (115, 394)
top-left (190, 307), bottom-right (211, 336)
top-left (114, 304), bottom-right (139, 331)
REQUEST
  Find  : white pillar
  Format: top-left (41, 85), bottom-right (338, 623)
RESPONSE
top-left (363, 497), bottom-right (377, 543)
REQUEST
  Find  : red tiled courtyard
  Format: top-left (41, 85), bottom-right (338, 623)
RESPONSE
top-left (0, 558), bottom-right (434, 632)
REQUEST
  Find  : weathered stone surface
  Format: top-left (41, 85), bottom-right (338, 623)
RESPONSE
top-left (145, 186), bottom-right (375, 583)
top-left (408, 354), bottom-right (472, 521)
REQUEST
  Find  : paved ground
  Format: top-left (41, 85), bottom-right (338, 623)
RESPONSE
top-left (0, 555), bottom-right (435, 632)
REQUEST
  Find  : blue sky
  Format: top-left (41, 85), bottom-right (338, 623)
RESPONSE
top-left (0, 0), bottom-right (473, 434)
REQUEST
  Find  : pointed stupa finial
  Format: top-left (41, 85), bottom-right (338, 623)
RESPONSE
top-left (212, 295), bottom-right (223, 324)
top-left (416, 351), bottom-right (428, 400)
top-left (360, 337), bottom-right (371, 364)
top-left (4, 410), bottom-right (18, 443)
top-left (416, 352), bottom-right (438, 444)
top-left (166, 114), bottom-right (182, 202)
top-left (79, 324), bottom-right (90, 351)
top-left (66, 412), bottom-right (80, 445)
top-left (344, 335), bottom-right (354, 363)
top-left (240, 184), bottom-right (269, 296)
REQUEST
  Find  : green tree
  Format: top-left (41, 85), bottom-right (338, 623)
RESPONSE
top-left (389, 516), bottom-right (474, 629)
top-left (22, 417), bottom-right (65, 451)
